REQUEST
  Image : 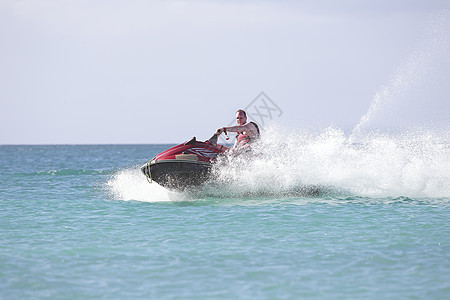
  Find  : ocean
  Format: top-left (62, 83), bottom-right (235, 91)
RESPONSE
top-left (1, 130), bottom-right (449, 299)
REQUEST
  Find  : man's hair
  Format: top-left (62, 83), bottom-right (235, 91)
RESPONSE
top-left (236, 109), bottom-right (247, 117)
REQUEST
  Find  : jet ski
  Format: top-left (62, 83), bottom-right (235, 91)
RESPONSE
top-left (140, 134), bottom-right (229, 189)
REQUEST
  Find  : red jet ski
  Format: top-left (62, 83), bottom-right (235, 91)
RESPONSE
top-left (141, 134), bottom-right (229, 189)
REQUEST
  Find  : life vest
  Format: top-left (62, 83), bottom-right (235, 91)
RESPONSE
top-left (235, 122), bottom-right (260, 148)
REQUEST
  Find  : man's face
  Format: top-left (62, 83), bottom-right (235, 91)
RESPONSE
top-left (236, 112), bottom-right (247, 125)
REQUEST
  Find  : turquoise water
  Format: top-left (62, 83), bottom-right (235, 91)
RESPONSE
top-left (1, 142), bottom-right (449, 299)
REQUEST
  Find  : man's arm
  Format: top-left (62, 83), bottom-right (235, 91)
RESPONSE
top-left (222, 123), bottom-right (251, 133)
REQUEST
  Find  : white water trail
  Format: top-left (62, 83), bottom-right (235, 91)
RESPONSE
top-left (106, 167), bottom-right (185, 202)
top-left (212, 126), bottom-right (450, 198)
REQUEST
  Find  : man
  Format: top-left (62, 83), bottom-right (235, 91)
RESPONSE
top-left (216, 109), bottom-right (260, 154)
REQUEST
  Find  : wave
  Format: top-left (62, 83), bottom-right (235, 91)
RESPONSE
top-left (14, 169), bottom-right (109, 177)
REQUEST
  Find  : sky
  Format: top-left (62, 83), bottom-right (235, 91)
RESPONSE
top-left (0, 0), bottom-right (449, 144)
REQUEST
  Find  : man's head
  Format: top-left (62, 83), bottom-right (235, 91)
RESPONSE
top-left (235, 110), bottom-right (247, 125)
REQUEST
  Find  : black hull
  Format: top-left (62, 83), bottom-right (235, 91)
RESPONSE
top-left (141, 160), bottom-right (212, 190)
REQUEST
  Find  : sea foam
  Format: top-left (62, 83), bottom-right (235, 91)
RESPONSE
top-left (106, 167), bottom-right (182, 202)
top-left (210, 126), bottom-right (449, 198)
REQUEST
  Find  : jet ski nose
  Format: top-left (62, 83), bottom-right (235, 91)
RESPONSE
top-left (140, 162), bottom-right (152, 182)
